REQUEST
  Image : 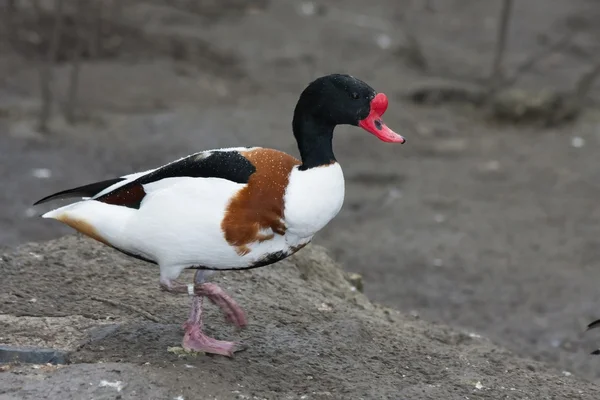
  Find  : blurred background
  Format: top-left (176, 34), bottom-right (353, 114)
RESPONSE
top-left (2, 0), bottom-right (600, 383)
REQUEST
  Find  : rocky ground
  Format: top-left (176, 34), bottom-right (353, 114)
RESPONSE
top-left (3, 0), bottom-right (600, 398)
top-left (1, 236), bottom-right (599, 399)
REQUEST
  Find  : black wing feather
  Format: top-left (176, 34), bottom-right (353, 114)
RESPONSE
top-left (138, 150), bottom-right (256, 186)
top-left (33, 177), bottom-right (126, 206)
top-left (95, 150), bottom-right (257, 209)
top-left (35, 150), bottom-right (257, 209)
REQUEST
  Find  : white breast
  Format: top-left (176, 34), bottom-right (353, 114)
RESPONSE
top-left (283, 162), bottom-right (345, 240)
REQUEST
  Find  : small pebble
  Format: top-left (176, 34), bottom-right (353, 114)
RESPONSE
top-left (475, 381), bottom-right (483, 390)
top-left (387, 188), bottom-right (403, 199)
top-left (31, 168), bottom-right (52, 179)
top-left (550, 338), bottom-right (561, 348)
top-left (99, 380), bottom-right (124, 392)
top-left (376, 34), bottom-right (392, 49)
top-left (482, 160), bottom-right (500, 171)
top-left (300, 2), bottom-right (315, 16)
top-left (571, 136), bottom-right (585, 148)
top-left (434, 214), bottom-right (445, 223)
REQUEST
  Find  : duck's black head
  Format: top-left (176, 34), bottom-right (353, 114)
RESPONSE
top-left (292, 74), bottom-right (405, 170)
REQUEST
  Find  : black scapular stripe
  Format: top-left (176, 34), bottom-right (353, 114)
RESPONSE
top-left (34, 150), bottom-right (257, 209)
top-left (137, 150), bottom-right (256, 186)
top-left (95, 150), bottom-right (257, 209)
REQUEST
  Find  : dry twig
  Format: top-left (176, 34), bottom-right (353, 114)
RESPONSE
top-left (30, 0), bottom-right (43, 20)
top-left (488, 0), bottom-right (513, 90)
top-left (38, 0), bottom-right (64, 133)
top-left (402, 30), bottom-right (428, 71)
top-left (396, 0), bottom-right (428, 71)
top-left (3, 0), bottom-right (18, 47)
top-left (89, 0), bottom-right (103, 58)
top-left (106, 0), bottom-right (123, 37)
top-left (64, 0), bottom-right (86, 123)
top-left (496, 33), bottom-right (573, 90)
top-left (572, 61), bottom-right (600, 105)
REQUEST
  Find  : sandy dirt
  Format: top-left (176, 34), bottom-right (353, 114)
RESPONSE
top-left (3, 0), bottom-right (600, 395)
top-left (1, 236), bottom-right (599, 399)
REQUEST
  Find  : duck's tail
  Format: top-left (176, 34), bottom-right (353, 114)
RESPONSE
top-left (42, 200), bottom-right (135, 249)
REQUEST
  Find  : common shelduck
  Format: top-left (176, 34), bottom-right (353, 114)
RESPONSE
top-left (34, 74), bottom-right (406, 356)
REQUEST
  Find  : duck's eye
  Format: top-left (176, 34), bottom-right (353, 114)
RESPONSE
top-left (351, 92), bottom-right (359, 100)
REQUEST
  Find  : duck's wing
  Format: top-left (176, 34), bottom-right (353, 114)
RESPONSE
top-left (34, 147), bottom-right (260, 209)
top-left (33, 177), bottom-right (131, 205)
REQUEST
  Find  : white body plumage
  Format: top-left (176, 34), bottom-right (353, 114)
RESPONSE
top-left (42, 149), bottom-right (345, 281)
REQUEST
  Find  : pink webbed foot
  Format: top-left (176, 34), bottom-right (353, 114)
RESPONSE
top-left (196, 283), bottom-right (247, 328)
top-left (182, 323), bottom-right (245, 357)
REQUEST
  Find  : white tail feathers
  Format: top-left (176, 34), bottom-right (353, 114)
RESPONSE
top-left (42, 200), bottom-right (135, 248)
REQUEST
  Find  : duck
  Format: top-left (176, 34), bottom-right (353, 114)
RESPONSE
top-left (33, 74), bottom-right (406, 357)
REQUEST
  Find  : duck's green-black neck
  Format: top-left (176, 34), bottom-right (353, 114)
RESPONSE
top-left (293, 116), bottom-right (336, 170)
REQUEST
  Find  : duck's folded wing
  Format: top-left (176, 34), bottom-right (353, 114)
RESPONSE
top-left (34, 148), bottom-right (259, 209)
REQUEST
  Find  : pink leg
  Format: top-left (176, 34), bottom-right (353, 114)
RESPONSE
top-left (159, 277), bottom-right (247, 328)
top-left (196, 283), bottom-right (247, 328)
top-left (182, 295), bottom-right (244, 357)
top-left (161, 272), bottom-right (247, 357)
